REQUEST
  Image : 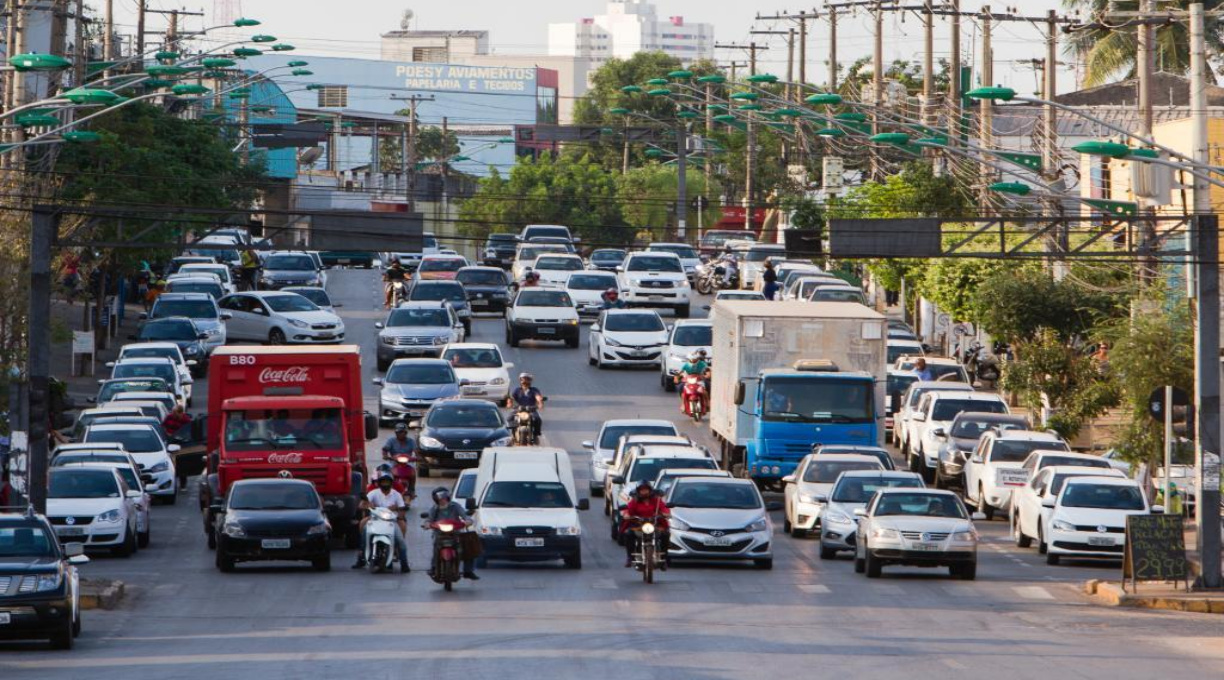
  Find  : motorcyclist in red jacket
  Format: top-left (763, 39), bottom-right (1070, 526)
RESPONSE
top-left (619, 481), bottom-right (670, 568)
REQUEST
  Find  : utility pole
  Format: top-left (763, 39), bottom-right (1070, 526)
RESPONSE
top-left (748, 30), bottom-right (794, 98)
top-left (979, 5), bottom-right (993, 199)
top-left (136, 0), bottom-right (147, 56)
top-left (1042, 10), bottom-right (1058, 180)
top-left (1188, 0), bottom-right (1221, 590)
top-left (1138, 0), bottom-right (1157, 281)
top-left (391, 94), bottom-right (435, 203)
top-left (949, 0), bottom-right (961, 143)
top-left (27, 206), bottom-right (55, 515)
top-left (755, 10), bottom-right (819, 100)
top-left (745, 115), bottom-right (756, 231)
top-left (73, 0), bottom-right (86, 86)
top-left (922, 0), bottom-right (934, 128)
top-left (704, 79), bottom-right (714, 191)
top-left (716, 42), bottom-right (768, 77)
top-left (871, 0), bottom-right (884, 180)
top-left (828, 6), bottom-right (838, 91)
top-left (676, 119), bottom-right (688, 241)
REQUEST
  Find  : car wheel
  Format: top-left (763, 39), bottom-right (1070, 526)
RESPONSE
top-left (268, 328), bottom-right (286, 345)
top-left (853, 552), bottom-right (865, 573)
top-left (977, 485), bottom-right (994, 520)
top-left (754, 558), bottom-right (773, 570)
top-left (313, 551), bottom-right (332, 572)
top-left (207, 526), bottom-right (217, 549)
top-left (820, 544), bottom-right (838, 560)
top-left (952, 562), bottom-right (977, 580)
top-left (50, 617), bottom-right (74, 650)
top-left (72, 605), bottom-right (81, 638)
top-left (864, 550), bottom-right (882, 578)
top-left (564, 549), bottom-right (582, 569)
top-left (507, 328), bottom-right (520, 348)
top-left (1037, 523), bottom-right (1048, 555)
top-left (138, 523), bottom-right (150, 549)
top-left (215, 549), bottom-right (236, 572)
top-left (783, 515), bottom-right (792, 533)
top-left (377, 357), bottom-right (389, 372)
top-left (588, 346), bottom-right (597, 366)
top-left (112, 525), bottom-right (136, 558)
top-left (1013, 513), bottom-right (1032, 548)
top-left (165, 489), bottom-right (178, 506)
top-left (1046, 552), bottom-right (1060, 566)
top-left (565, 335), bottom-right (579, 348)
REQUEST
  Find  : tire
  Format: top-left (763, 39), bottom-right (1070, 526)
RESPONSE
top-left (865, 550), bottom-right (882, 578)
top-left (112, 526), bottom-right (136, 558)
top-left (853, 553), bottom-right (865, 573)
top-left (268, 328), bottom-right (286, 345)
top-left (72, 607), bottom-right (81, 638)
top-left (377, 357), bottom-right (389, 372)
top-left (165, 490), bottom-right (178, 506)
top-left (463, 320), bottom-right (472, 336)
top-left (215, 549), bottom-right (235, 572)
top-left (565, 336), bottom-right (579, 349)
top-left (1046, 552), bottom-right (1060, 566)
top-left (313, 551), bottom-right (331, 572)
top-left (952, 562), bottom-right (977, 580)
top-left (977, 485), bottom-right (994, 521)
top-left (507, 328), bottom-right (520, 348)
top-left (138, 523), bottom-right (150, 549)
top-left (696, 278), bottom-right (712, 295)
top-left (444, 580), bottom-right (453, 592)
top-left (754, 558), bottom-right (773, 570)
top-left (343, 524), bottom-right (360, 550)
top-left (674, 305), bottom-right (690, 319)
top-left (564, 549), bottom-right (582, 570)
top-left (783, 516), bottom-right (792, 533)
top-left (372, 543), bottom-right (389, 573)
top-left (1037, 523), bottom-right (1048, 555)
top-left (50, 617), bottom-right (73, 650)
top-left (596, 352), bottom-right (606, 370)
top-left (588, 350), bottom-right (597, 367)
top-left (1013, 514), bottom-right (1032, 548)
top-left (820, 544), bottom-right (838, 559)
top-left (207, 527), bottom-right (217, 550)
top-left (643, 544), bottom-right (654, 584)
top-left (662, 373), bottom-right (676, 392)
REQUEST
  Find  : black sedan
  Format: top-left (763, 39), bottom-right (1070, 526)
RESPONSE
top-left (214, 479), bottom-right (331, 572)
top-left (415, 399), bottom-right (512, 476)
top-left (588, 248), bottom-right (627, 272)
top-left (130, 317), bottom-right (208, 363)
top-left (0, 512), bottom-right (86, 649)
top-left (456, 266), bottom-right (512, 316)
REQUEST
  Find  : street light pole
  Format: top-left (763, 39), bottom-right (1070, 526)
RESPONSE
top-left (676, 119), bottom-right (688, 241)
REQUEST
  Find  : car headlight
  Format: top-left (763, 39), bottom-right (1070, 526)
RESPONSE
top-left (222, 521), bottom-right (247, 538)
top-left (36, 573), bottom-right (63, 592)
top-left (434, 336), bottom-right (449, 345)
top-left (669, 517), bottom-right (690, 532)
top-left (824, 510), bottom-right (852, 525)
top-left (604, 337), bottom-right (623, 347)
top-left (490, 377), bottom-right (506, 386)
top-left (567, 319), bottom-right (578, 325)
top-left (381, 335), bottom-right (395, 345)
top-left (798, 493), bottom-right (820, 504)
top-left (148, 461), bottom-right (169, 473)
top-left (306, 523), bottom-right (330, 536)
top-left (479, 525), bottom-right (502, 536)
top-left (96, 509), bottom-right (123, 524)
top-left (747, 518), bottom-right (768, 533)
top-left (184, 345), bottom-right (200, 356)
top-left (419, 435), bottom-right (444, 449)
top-left (557, 525), bottom-right (580, 536)
top-left (951, 530), bottom-right (977, 541)
top-left (1051, 519), bottom-right (1076, 532)
top-left (205, 328), bottom-right (221, 337)
top-left (871, 527), bottom-right (900, 539)
top-left (289, 318), bottom-right (309, 329)
top-left (491, 436), bottom-right (512, 447)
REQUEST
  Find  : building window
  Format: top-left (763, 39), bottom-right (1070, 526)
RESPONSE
top-left (413, 46), bottom-right (447, 62)
top-left (317, 86), bottom-right (348, 108)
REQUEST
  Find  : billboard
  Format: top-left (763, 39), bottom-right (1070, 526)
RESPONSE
top-left (308, 211), bottom-right (424, 252)
top-left (395, 64), bottom-right (536, 93)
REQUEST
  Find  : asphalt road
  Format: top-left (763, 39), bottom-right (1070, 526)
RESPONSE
top-left (5, 269), bottom-right (1224, 678)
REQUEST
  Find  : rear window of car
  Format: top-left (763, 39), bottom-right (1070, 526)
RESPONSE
top-left (599, 425), bottom-right (676, 449)
top-left (931, 399), bottom-right (1006, 421)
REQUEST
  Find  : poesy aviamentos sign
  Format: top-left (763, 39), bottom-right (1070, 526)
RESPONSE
top-left (395, 64), bottom-right (535, 92)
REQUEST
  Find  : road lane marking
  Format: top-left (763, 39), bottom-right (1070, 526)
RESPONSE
top-left (798, 584), bottom-right (830, 594)
top-left (591, 578), bottom-right (618, 590)
top-left (1014, 586), bottom-right (1055, 600)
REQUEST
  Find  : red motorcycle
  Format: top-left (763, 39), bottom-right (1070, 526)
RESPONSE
top-left (391, 455), bottom-right (417, 501)
top-left (681, 373), bottom-right (707, 422)
top-left (421, 516), bottom-right (467, 591)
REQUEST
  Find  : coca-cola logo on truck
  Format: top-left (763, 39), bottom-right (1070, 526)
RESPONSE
top-left (259, 367), bottom-right (311, 384)
top-left (267, 452), bottom-right (304, 465)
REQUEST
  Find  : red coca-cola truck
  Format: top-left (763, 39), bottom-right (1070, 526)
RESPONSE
top-left (199, 346), bottom-right (376, 548)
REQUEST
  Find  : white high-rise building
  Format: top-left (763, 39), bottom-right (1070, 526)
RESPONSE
top-left (548, 0), bottom-right (713, 66)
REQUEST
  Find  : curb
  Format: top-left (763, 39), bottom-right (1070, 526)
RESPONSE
top-left (1082, 579), bottom-right (1224, 614)
top-left (79, 578), bottom-right (125, 610)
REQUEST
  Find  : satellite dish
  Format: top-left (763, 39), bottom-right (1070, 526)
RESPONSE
top-left (400, 9), bottom-right (414, 30)
top-left (298, 147), bottom-right (324, 166)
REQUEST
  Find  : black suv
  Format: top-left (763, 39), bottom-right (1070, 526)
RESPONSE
top-left (483, 233), bottom-right (519, 268)
top-left (456, 266), bottom-right (511, 317)
top-left (0, 512), bottom-right (86, 649)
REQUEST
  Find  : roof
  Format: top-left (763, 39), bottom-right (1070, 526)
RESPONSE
top-left (120, 342), bottom-right (180, 351)
top-left (444, 342), bottom-right (501, 350)
top-left (813, 453), bottom-right (888, 464)
top-left (991, 429), bottom-right (1063, 442)
top-left (714, 299), bottom-right (885, 320)
top-left (54, 442), bottom-right (124, 451)
top-left (1043, 465), bottom-right (1126, 477)
top-left (212, 345), bottom-right (360, 357)
top-left (388, 357), bottom-right (450, 366)
top-left (491, 464), bottom-right (561, 483)
top-left (634, 445), bottom-right (709, 459)
top-left (604, 419), bottom-right (678, 429)
top-left (1032, 450), bottom-right (1102, 459)
top-left (1054, 72), bottom-right (1224, 108)
top-left (1061, 475), bottom-right (1138, 487)
top-left (910, 381), bottom-right (973, 390)
top-left (157, 292), bottom-right (213, 300)
top-left (673, 319), bottom-right (712, 327)
top-left (86, 422), bottom-right (157, 432)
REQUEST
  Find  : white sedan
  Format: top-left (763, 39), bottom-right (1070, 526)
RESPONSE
top-left (47, 467), bottom-right (141, 557)
top-left (588, 309), bottom-right (669, 369)
top-left (782, 454), bottom-right (884, 538)
top-left (440, 342), bottom-right (514, 402)
top-left (1039, 476), bottom-right (1157, 565)
top-left (218, 291), bottom-right (345, 345)
top-left (854, 488), bottom-right (983, 580)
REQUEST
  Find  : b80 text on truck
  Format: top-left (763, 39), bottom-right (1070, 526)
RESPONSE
top-left (199, 346), bottom-right (377, 548)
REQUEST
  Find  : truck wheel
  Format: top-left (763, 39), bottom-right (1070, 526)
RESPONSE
top-left (268, 328), bottom-right (286, 345)
top-left (674, 305), bottom-right (690, 319)
top-left (377, 357), bottom-right (389, 372)
top-left (564, 549), bottom-right (582, 569)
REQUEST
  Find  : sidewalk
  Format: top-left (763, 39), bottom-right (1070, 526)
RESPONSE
top-left (1084, 579), bottom-right (1224, 614)
top-left (50, 296), bottom-right (146, 407)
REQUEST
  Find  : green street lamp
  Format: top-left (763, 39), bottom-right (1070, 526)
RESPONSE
top-left (62, 130), bottom-right (101, 143)
top-left (707, 103), bottom-right (728, 111)
top-left (621, 85), bottom-right (643, 94)
top-left (677, 110), bottom-right (700, 119)
top-left (233, 18), bottom-right (261, 27)
top-left (292, 69), bottom-right (313, 76)
top-left (201, 70), bottom-right (228, 79)
top-left (966, 86), bottom-right (1017, 102)
top-left (172, 83), bottom-right (210, 96)
top-left (645, 78), bottom-right (669, 86)
top-left (713, 114), bottom-right (737, 124)
top-left (287, 60), bottom-right (309, 68)
top-left (154, 51), bottom-right (180, 61)
top-left (730, 92), bottom-right (759, 102)
top-left (1072, 140), bottom-right (1133, 159)
top-left (250, 34), bottom-right (277, 43)
top-left (609, 107), bottom-right (631, 115)
top-left (870, 132), bottom-right (911, 145)
top-left (774, 108), bottom-right (803, 118)
top-left (143, 79), bottom-right (173, 89)
top-left (15, 113), bottom-right (60, 127)
top-left (61, 88), bottom-right (121, 105)
top-left (834, 112), bottom-right (867, 122)
top-left (737, 104), bottom-right (763, 111)
top-left (668, 70), bottom-right (694, 80)
top-left (272, 44), bottom-right (296, 52)
top-left (645, 148), bottom-right (666, 158)
top-left (233, 47), bottom-right (262, 58)
top-left (745, 73), bottom-right (779, 84)
top-left (497, 137), bottom-right (515, 144)
top-left (9, 53), bottom-right (72, 71)
top-left (988, 181), bottom-right (1032, 196)
top-left (815, 128), bottom-right (846, 137)
top-left (647, 88), bottom-right (671, 96)
top-left (306, 84), bottom-right (325, 91)
top-left (202, 57), bottom-right (237, 69)
top-left (450, 155), bottom-right (471, 162)
top-left (805, 93), bottom-right (843, 106)
top-left (915, 136), bottom-right (948, 146)
top-left (146, 65), bottom-right (189, 77)
top-left (697, 75), bottom-right (726, 84)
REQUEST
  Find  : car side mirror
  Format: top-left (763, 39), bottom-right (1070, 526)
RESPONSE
top-left (167, 444), bottom-right (181, 453)
top-left (459, 379), bottom-right (471, 387)
top-left (702, 305), bottom-right (711, 311)
top-left (465, 497), bottom-right (476, 511)
top-left (105, 361), bottom-right (116, 368)
top-left (364, 413), bottom-right (378, 441)
top-left (913, 413), bottom-right (927, 422)
top-left (1151, 505), bottom-right (1165, 515)
top-left (372, 377), bottom-right (384, 385)
top-left (970, 511), bottom-right (987, 521)
top-left (198, 333), bottom-right (210, 340)
top-left (971, 454), bottom-right (982, 463)
top-left (814, 494), bottom-right (828, 504)
top-left (577, 498), bottom-right (590, 511)
top-left (63, 542), bottom-right (85, 558)
top-left (186, 360), bottom-right (198, 367)
top-left (1041, 497), bottom-right (1056, 508)
top-left (782, 475), bottom-right (796, 484)
top-left (374, 322), bottom-right (385, 329)
top-left (220, 312), bottom-right (233, 320)
top-left (615, 266), bottom-right (624, 272)
top-left (852, 508), bottom-right (867, 517)
top-left (138, 312), bottom-right (148, 320)
top-left (734, 381), bottom-right (746, 406)
top-left (933, 427), bottom-right (946, 438)
top-left (611, 475), bottom-right (625, 485)
top-left (581, 440), bottom-right (594, 450)
top-left (126, 490), bottom-right (142, 499)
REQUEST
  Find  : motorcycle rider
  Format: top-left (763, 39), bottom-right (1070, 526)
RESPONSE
top-left (521, 270), bottom-right (541, 287)
top-left (382, 422), bottom-right (416, 461)
top-left (424, 487), bottom-right (478, 580)
top-left (619, 481), bottom-right (670, 568)
top-left (675, 349), bottom-right (711, 415)
top-left (600, 288), bottom-right (627, 310)
top-left (506, 372), bottom-right (545, 440)
top-left (352, 473), bottom-right (410, 573)
top-left (383, 257), bottom-right (407, 308)
top-left (365, 463), bottom-right (407, 495)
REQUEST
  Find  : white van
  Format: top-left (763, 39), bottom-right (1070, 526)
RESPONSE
top-left (469, 447), bottom-right (588, 569)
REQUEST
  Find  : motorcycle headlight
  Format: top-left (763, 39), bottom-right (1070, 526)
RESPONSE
top-left (307, 522), bottom-right (330, 536)
top-left (371, 507), bottom-right (397, 522)
top-left (490, 377), bottom-right (506, 386)
top-left (952, 530), bottom-right (977, 542)
top-left (491, 436), bottom-right (512, 447)
top-left (148, 461), bottom-right (169, 473)
top-left (479, 525), bottom-right (502, 536)
top-left (871, 527), bottom-right (900, 539)
top-left (419, 435), bottom-right (444, 449)
top-left (222, 521), bottom-right (246, 538)
top-left (557, 525), bottom-right (580, 536)
top-left (438, 523), bottom-right (455, 533)
top-left (747, 518), bottom-right (768, 533)
top-left (668, 517), bottom-right (690, 532)
top-left (604, 337), bottom-right (623, 347)
top-left (36, 573), bottom-right (63, 592)
top-left (641, 523), bottom-right (655, 535)
top-left (95, 509), bottom-right (122, 524)
top-left (1051, 519), bottom-right (1075, 532)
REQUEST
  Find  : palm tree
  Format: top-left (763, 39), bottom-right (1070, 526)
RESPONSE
top-left (1062, 0), bottom-right (1224, 87)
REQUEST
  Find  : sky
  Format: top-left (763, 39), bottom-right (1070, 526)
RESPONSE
top-left (117, 0), bottom-right (1085, 93)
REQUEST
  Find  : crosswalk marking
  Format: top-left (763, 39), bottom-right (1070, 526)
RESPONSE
top-left (798, 584), bottom-right (831, 594)
top-left (1014, 586), bottom-right (1055, 600)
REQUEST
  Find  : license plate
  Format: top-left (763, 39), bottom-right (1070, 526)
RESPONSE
top-left (996, 469), bottom-right (1030, 487)
top-left (0, 613), bottom-right (9, 625)
top-left (461, 386), bottom-right (483, 395)
top-left (910, 542), bottom-right (940, 551)
top-left (316, 334), bottom-right (335, 340)
top-left (56, 527), bottom-right (85, 537)
top-left (704, 536), bottom-right (733, 547)
top-left (471, 299), bottom-right (488, 306)
top-left (261, 539), bottom-right (291, 549)
top-left (538, 327), bottom-right (556, 334)
top-left (1088, 536), bottom-right (1115, 547)
top-left (454, 451), bottom-right (478, 460)
top-left (515, 537), bottom-right (545, 548)
top-left (338, 258), bottom-right (351, 264)
top-left (648, 295), bottom-right (665, 300)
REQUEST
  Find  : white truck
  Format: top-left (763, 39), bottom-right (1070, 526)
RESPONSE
top-left (709, 300), bottom-right (887, 487)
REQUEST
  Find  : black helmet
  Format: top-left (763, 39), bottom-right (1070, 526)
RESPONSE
top-left (378, 473), bottom-right (394, 484)
top-left (376, 462), bottom-right (393, 475)
top-left (635, 481), bottom-right (654, 495)
top-left (432, 486), bottom-right (451, 502)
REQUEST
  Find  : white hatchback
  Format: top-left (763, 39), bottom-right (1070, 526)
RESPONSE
top-left (218, 291), bottom-right (345, 345)
top-left (659, 319), bottom-right (712, 392)
top-left (1041, 476), bottom-right (1157, 565)
top-left (440, 342), bottom-right (514, 402)
top-left (588, 309), bottom-right (669, 369)
top-left (83, 423), bottom-right (179, 503)
top-left (46, 467), bottom-right (140, 557)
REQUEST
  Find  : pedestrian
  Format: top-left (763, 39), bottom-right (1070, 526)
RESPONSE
top-left (162, 405), bottom-right (193, 437)
top-left (913, 357), bottom-right (934, 382)
top-left (145, 279), bottom-right (166, 310)
top-left (135, 262), bottom-right (152, 305)
top-left (239, 247), bottom-right (260, 291)
top-left (1093, 342), bottom-right (1110, 373)
top-left (762, 259), bottom-right (779, 300)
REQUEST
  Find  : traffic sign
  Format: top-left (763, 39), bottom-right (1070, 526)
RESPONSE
top-left (1148, 386), bottom-right (1189, 422)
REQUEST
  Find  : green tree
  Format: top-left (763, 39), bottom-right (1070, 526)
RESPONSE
top-left (972, 268), bottom-right (1124, 344)
top-left (378, 116), bottom-right (460, 172)
top-left (616, 164), bottom-right (720, 241)
top-left (1063, 1), bottom-right (1224, 86)
top-left (1001, 328), bottom-right (1120, 439)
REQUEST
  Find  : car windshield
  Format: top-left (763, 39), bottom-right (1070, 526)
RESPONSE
top-left (804, 460), bottom-right (882, 483)
top-left (86, 428), bottom-right (162, 453)
top-left (762, 377), bottom-right (873, 423)
top-left (927, 364), bottom-right (966, 380)
top-left (454, 474), bottom-right (477, 499)
top-left (831, 476), bottom-right (923, 503)
top-left (152, 299), bottom-right (216, 319)
top-left (670, 481), bottom-right (761, 509)
top-left (443, 347), bottom-right (502, 368)
top-left (0, 526), bottom-right (55, 557)
top-left (184, 266), bottom-right (229, 282)
top-left (874, 493), bottom-right (967, 518)
top-left (626, 255), bottom-right (683, 273)
top-left (113, 363), bottom-right (175, 384)
top-left (188, 248), bottom-right (239, 262)
top-left (671, 325), bottom-right (712, 346)
top-left (703, 231), bottom-right (756, 247)
top-left (412, 284), bottom-right (465, 303)
top-left (950, 417), bottom-right (1026, 438)
top-left (121, 347), bottom-right (178, 362)
top-left (167, 282), bottom-right (223, 299)
top-left (53, 453), bottom-right (129, 467)
top-left (535, 256), bottom-right (582, 271)
top-left (140, 321), bottom-right (196, 341)
top-left (517, 290), bottom-right (572, 307)
top-left (630, 457), bottom-right (715, 483)
top-left (992, 440), bottom-right (1068, 463)
top-left (519, 247), bottom-right (564, 261)
top-left (457, 270), bottom-right (506, 286)
top-left (482, 481), bottom-right (572, 509)
top-left (388, 308), bottom-right (450, 327)
top-left (887, 345), bottom-right (923, 363)
top-left (488, 234), bottom-right (516, 245)
top-left (813, 289), bottom-right (865, 303)
top-left (1050, 473), bottom-right (1104, 496)
top-left (591, 250), bottom-right (625, 263)
top-left (1038, 456), bottom-right (1111, 471)
top-left (932, 399), bottom-right (1006, 421)
top-left (651, 245), bottom-right (698, 259)
top-left (1061, 483), bottom-right (1146, 510)
top-left (420, 258), bottom-right (463, 272)
top-left (568, 274), bottom-right (617, 291)
top-left (265, 295), bottom-right (319, 313)
top-left (599, 425), bottom-right (676, 449)
top-left (386, 363), bottom-right (455, 385)
top-left (745, 248), bottom-right (783, 262)
top-left (48, 469), bottom-right (120, 498)
top-left (98, 379), bottom-right (169, 402)
top-left (429, 405), bottom-right (501, 428)
top-left (605, 313), bottom-right (664, 332)
top-left (287, 289), bottom-right (330, 307)
top-left (265, 255), bottom-right (315, 271)
top-left (228, 484), bottom-right (320, 510)
top-left (224, 408), bottom-right (344, 451)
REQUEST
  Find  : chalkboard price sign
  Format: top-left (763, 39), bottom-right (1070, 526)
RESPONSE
top-left (1124, 514), bottom-right (1189, 592)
